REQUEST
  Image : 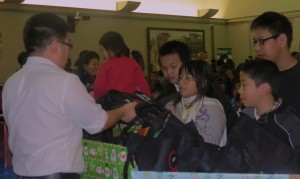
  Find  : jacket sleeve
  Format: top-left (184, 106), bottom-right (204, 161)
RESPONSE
top-left (194, 99), bottom-right (227, 147)
top-left (276, 108), bottom-right (300, 150)
top-left (93, 63), bottom-right (108, 100)
top-left (134, 65), bottom-right (151, 97)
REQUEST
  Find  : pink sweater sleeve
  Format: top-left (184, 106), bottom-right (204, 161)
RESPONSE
top-left (93, 64), bottom-right (107, 100)
top-left (135, 66), bottom-right (151, 97)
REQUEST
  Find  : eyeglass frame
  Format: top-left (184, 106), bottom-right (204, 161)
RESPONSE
top-left (57, 39), bottom-right (73, 49)
top-left (175, 76), bottom-right (196, 84)
top-left (250, 34), bottom-right (280, 47)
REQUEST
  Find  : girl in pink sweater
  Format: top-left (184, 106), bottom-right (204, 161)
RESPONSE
top-left (94, 31), bottom-right (151, 100)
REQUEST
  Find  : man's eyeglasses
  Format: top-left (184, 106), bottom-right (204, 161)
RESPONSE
top-left (175, 76), bottom-right (195, 84)
top-left (57, 40), bottom-right (73, 49)
top-left (250, 34), bottom-right (280, 47)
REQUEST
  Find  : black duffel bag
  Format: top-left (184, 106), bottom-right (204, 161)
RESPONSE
top-left (123, 102), bottom-right (218, 178)
top-left (83, 90), bottom-right (147, 143)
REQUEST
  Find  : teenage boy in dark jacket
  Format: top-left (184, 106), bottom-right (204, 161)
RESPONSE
top-left (214, 59), bottom-right (300, 173)
top-left (238, 59), bottom-right (300, 150)
top-left (251, 11), bottom-right (300, 116)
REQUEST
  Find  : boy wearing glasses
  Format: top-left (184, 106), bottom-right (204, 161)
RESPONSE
top-left (250, 11), bottom-right (300, 116)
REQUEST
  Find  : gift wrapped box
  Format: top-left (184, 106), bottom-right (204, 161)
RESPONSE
top-left (81, 139), bottom-right (133, 179)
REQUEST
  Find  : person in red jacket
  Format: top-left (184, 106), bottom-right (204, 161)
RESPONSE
top-left (94, 31), bottom-right (151, 100)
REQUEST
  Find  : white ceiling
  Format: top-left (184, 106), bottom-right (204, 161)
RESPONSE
top-left (20, 0), bottom-right (300, 19)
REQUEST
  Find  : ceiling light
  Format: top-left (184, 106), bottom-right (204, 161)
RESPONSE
top-left (0, 0), bottom-right (24, 3)
top-left (197, 9), bottom-right (219, 18)
top-left (116, 1), bottom-right (141, 12)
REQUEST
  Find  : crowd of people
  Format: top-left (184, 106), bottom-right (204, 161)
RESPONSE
top-left (1, 10), bottom-right (300, 178)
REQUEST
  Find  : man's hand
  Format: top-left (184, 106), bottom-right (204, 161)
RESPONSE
top-left (120, 102), bottom-right (138, 123)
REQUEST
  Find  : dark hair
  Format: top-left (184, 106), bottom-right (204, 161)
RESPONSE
top-left (131, 50), bottom-right (145, 71)
top-left (291, 51), bottom-right (299, 57)
top-left (23, 13), bottom-right (69, 54)
top-left (292, 52), bottom-right (300, 61)
top-left (176, 59), bottom-right (239, 132)
top-left (216, 54), bottom-right (235, 69)
top-left (79, 50), bottom-right (89, 58)
top-left (76, 51), bottom-right (100, 77)
top-left (74, 50), bottom-right (90, 67)
top-left (174, 60), bottom-right (219, 105)
top-left (99, 31), bottom-right (129, 57)
top-left (17, 51), bottom-right (28, 66)
top-left (240, 59), bottom-right (280, 98)
top-left (64, 58), bottom-right (73, 72)
top-left (158, 40), bottom-right (191, 66)
top-left (251, 11), bottom-right (293, 48)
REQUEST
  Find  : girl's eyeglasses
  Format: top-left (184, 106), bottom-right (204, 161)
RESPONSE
top-left (175, 76), bottom-right (195, 84)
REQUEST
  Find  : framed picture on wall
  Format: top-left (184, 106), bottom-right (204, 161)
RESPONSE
top-left (147, 27), bottom-right (205, 75)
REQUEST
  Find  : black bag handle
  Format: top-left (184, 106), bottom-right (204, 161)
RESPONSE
top-left (123, 148), bottom-right (135, 179)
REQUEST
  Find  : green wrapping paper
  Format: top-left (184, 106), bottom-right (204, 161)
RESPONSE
top-left (81, 139), bottom-right (132, 179)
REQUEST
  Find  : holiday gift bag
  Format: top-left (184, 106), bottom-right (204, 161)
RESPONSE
top-left (81, 139), bottom-right (133, 179)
